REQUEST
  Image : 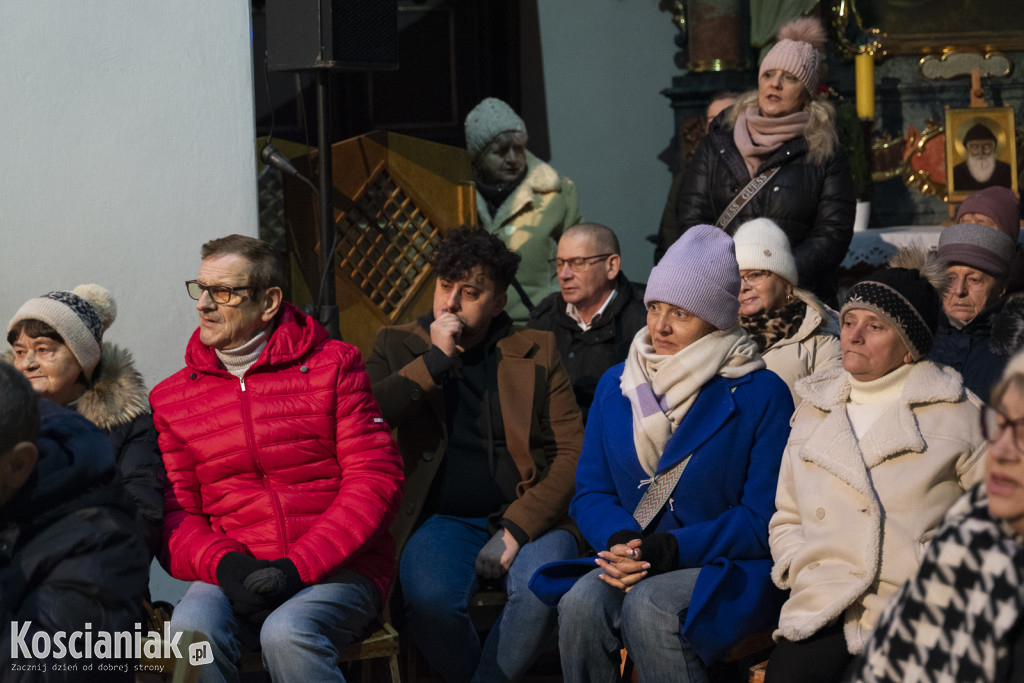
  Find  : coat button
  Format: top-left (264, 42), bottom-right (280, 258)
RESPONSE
top-left (568, 352), bottom-right (575, 359)
top-left (300, 365), bottom-right (309, 373)
top-left (189, 373), bottom-right (197, 380)
top-left (405, 503), bottom-right (415, 515)
top-left (422, 452), bottom-right (433, 461)
top-left (807, 561), bottom-right (820, 570)
top-left (411, 388), bottom-right (422, 400)
top-left (773, 186), bottom-right (779, 191)
top-left (815, 507), bottom-right (825, 520)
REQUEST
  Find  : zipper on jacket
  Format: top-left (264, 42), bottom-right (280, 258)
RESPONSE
top-left (238, 372), bottom-right (289, 556)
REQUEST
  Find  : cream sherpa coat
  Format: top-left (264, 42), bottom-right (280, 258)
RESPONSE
top-left (769, 361), bottom-right (987, 654)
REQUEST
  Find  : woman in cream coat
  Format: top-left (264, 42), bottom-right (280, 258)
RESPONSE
top-left (733, 218), bottom-right (841, 407)
top-left (766, 252), bottom-right (987, 683)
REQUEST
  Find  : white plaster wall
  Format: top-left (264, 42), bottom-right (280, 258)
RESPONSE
top-left (537, 2), bottom-right (678, 280)
top-left (0, 1), bottom-right (257, 603)
top-left (0, 1), bottom-right (258, 390)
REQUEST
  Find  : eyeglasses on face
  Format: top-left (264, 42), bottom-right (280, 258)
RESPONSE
top-left (740, 270), bottom-right (771, 286)
top-left (185, 280), bottom-right (260, 305)
top-left (980, 404), bottom-right (1024, 452)
top-left (549, 254), bottom-right (613, 272)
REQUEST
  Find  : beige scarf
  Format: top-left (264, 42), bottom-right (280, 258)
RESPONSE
top-left (620, 325), bottom-right (765, 476)
top-left (733, 105), bottom-right (809, 178)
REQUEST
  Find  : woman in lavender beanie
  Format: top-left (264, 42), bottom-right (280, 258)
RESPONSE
top-left (551, 224), bottom-right (794, 682)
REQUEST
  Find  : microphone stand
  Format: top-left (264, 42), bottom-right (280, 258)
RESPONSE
top-left (313, 69), bottom-right (342, 342)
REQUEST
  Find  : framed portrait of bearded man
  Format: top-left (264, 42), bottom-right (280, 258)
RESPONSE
top-left (945, 107), bottom-right (1018, 200)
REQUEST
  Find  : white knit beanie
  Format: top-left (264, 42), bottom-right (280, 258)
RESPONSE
top-left (464, 97), bottom-right (527, 159)
top-left (733, 218), bottom-right (798, 285)
top-left (8, 284), bottom-right (116, 381)
top-left (758, 17), bottom-right (827, 96)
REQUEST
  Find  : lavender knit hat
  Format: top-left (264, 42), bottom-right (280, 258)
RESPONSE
top-left (956, 186), bottom-right (1021, 241)
top-left (759, 17), bottom-right (827, 96)
top-left (464, 98), bottom-right (527, 160)
top-left (937, 222), bottom-right (1016, 279)
top-left (8, 284), bottom-right (116, 381)
top-left (646, 225), bottom-right (740, 330)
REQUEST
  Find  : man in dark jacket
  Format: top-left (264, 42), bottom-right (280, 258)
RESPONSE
top-left (367, 227), bottom-right (584, 683)
top-left (528, 223), bottom-right (647, 421)
top-left (0, 363), bottom-right (149, 682)
top-left (931, 222), bottom-right (1019, 401)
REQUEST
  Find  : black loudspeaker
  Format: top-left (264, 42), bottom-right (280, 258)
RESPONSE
top-left (266, 0), bottom-right (398, 72)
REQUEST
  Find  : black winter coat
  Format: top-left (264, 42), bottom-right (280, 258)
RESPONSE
top-left (528, 273), bottom-right (647, 421)
top-left (0, 402), bottom-right (150, 683)
top-left (667, 120), bottom-right (856, 305)
top-left (930, 302), bottom-right (1016, 403)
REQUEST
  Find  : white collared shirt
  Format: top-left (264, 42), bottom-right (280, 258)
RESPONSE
top-left (566, 289), bottom-right (618, 331)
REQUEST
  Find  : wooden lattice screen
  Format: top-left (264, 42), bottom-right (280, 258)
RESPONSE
top-left (283, 131), bottom-right (477, 357)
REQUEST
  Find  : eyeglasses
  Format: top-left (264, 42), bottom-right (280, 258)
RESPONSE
top-left (185, 280), bottom-right (260, 305)
top-left (549, 254), bottom-right (613, 272)
top-left (980, 404), bottom-right (1024, 452)
top-left (740, 270), bottom-right (771, 286)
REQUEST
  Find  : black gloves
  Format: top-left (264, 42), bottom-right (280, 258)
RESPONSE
top-left (243, 559), bottom-right (305, 606)
top-left (216, 553), bottom-right (306, 616)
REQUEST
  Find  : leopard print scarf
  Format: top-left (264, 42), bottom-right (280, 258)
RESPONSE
top-left (738, 298), bottom-right (806, 353)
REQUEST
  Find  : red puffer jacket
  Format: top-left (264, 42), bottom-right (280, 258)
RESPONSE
top-left (151, 303), bottom-right (403, 600)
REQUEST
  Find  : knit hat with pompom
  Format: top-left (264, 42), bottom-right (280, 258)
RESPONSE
top-left (759, 16), bottom-right (827, 96)
top-left (8, 284), bottom-right (117, 381)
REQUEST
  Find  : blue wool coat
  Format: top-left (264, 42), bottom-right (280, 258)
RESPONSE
top-left (532, 362), bottom-right (793, 663)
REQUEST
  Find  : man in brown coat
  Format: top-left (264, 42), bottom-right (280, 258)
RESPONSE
top-left (366, 227), bottom-right (584, 683)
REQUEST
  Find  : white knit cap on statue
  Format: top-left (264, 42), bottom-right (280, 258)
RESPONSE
top-left (8, 284), bottom-right (116, 381)
top-left (733, 218), bottom-right (798, 285)
top-left (464, 97), bottom-right (527, 159)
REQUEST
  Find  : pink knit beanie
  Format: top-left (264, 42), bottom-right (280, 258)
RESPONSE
top-left (646, 225), bottom-right (740, 330)
top-left (956, 186), bottom-right (1021, 242)
top-left (758, 17), bottom-right (827, 96)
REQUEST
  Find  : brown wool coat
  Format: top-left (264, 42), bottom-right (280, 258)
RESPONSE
top-left (365, 321), bottom-right (585, 554)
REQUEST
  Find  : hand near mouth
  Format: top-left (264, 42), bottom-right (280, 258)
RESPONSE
top-left (431, 310), bottom-right (465, 358)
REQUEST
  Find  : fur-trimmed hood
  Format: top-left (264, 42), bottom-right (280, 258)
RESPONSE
top-left (3, 342), bottom-right (149, 432)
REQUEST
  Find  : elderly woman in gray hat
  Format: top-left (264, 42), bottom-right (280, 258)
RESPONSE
top-left (929, 221), bottom-right (1024, 402)
top-left (465, 97), bottom-right (582, 322)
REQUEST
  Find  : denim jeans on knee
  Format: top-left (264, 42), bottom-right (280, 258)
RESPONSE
top-left (170, 570), bottom-right (379, 683)
top-left (558, 566), bottom-right (707, 683)
top-left (400, 514), bottom-right (577, 683)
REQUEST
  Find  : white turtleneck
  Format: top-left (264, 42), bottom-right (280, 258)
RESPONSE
top-left (215, 329), bottom-right (269, 378)
top-left (846, 363), bottom-right (915, 440)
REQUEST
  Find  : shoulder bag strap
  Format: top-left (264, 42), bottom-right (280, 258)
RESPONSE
top-left (632, 453), bottom-right (692, 530)
top-left (714, 166), bottom-right (781, 231)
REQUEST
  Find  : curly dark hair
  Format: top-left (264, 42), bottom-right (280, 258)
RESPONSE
top-left (432, 227), bottom-right (521, 291)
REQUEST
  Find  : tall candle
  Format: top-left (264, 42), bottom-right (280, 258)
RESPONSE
top-left (855, 51), bottom-right (875, 119)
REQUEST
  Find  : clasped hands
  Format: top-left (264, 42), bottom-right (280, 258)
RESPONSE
top-left (596, 538), bottom-right (649, 593)
top-left (216, 552), bottom-right (305, 618)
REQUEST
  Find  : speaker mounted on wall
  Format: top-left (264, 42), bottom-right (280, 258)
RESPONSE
top-left (266, 0), bottom-right (398, 72)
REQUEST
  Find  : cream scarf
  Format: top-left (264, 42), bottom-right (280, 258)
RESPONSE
top-left (621, 325), bottom-right (765, 476)
top-left (733, 105), bottom-right (810, 178)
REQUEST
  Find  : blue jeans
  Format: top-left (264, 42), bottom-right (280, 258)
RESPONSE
top-left (399, 514), bottom-right (578, 683)
top-left (558, 566), bottom-right (708, 683)
top-left (170, 570), bottom-right (379, 683)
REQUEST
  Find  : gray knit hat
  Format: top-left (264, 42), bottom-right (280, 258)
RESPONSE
top-left (8, 284), bottom-right (116, 381)
top-left (733, 218), bottom-right (798, 285)
top-left (464, 97), bottom-right (527, 159)
top-left (937, 222), bottom-right (1016, 279)
top-left (646, 224), bottom-right (740, 330)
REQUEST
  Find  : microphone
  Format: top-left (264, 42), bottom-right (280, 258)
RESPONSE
top-left (260, 143), bottom-right (319, 195)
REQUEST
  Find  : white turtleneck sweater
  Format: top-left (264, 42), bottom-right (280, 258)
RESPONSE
top-left (846, 363), bottom-right (915, 440)
top-left (215, 329), bottom-right (269, 378)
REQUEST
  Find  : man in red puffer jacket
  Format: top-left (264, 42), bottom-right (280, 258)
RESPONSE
top-left (151, 234), bottom-right (403, 683)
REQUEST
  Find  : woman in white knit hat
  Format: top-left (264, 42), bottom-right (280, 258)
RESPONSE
top-left (667, 16), bottom-right (855, 308)
top-left (465, 97), bottom-right (582, 322)
top-left (733, 217), bottom-right (842, 407)
top-left (7, 285), bottom-right (165, 557)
